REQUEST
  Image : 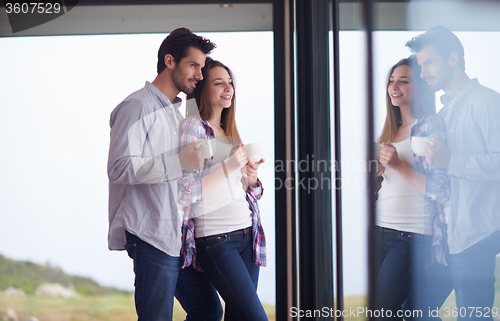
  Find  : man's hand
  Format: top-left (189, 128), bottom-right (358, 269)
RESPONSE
top-left (242, 158), bottom-right (265, 188)
top-left (424, 137), bottom-right (451, 168)
top-left (179, 140), bottom-right (205, 170)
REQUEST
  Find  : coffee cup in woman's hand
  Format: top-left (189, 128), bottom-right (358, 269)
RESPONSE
top-left (244, 143), bottom-right (264, 163)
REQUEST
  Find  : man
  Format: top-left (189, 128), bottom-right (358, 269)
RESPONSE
top-left (406, 26), bottom-right (500, 319)
top-left (107, 27), bottom-right (216, 320)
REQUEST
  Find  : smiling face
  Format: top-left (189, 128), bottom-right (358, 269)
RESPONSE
top-left (206, 66), bottom-right (234, 109)
top-left (416, 45), bottom-right (453, 92)
top-left (171, 46), bottom-right (206, 95)
top-left (388, 65), bottom-right (413, 110)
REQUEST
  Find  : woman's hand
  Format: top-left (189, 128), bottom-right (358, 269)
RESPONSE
top-left (242, 159), bottom-right (265, 188)
top-left (224, 144), bottom-right (247, 173)
top-left (376, 157), bottom-right (385, 177)
top-left (379, 143), bottom-right (402, 170)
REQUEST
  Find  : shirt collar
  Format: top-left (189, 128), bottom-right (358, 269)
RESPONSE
top-left (145, 81), bottom-right (183, 108)
top-left (200, 119), bottom-right (215, 137)
top-left (440, 78), bottom-right (478, 106)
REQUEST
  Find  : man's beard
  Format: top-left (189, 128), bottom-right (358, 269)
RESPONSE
top-left (172, 65), bottom-right (194, 95)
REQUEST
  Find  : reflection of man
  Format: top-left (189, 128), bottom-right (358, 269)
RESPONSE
top-left (107, 28), bottom-right (215, 320)
top-left (406, 26), bottom-right (500, 319)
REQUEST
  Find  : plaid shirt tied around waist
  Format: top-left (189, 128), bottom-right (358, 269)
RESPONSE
top-left (411, 114), bottom-right (450, 265)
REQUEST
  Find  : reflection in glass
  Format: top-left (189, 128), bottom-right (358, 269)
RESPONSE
top-left (372, 2), bottom-right (500, 318)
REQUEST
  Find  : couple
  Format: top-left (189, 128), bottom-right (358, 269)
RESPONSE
top-left (375, 26), bottom-right (500, 320)
top-left (107, 28), bottom-right (267, 321)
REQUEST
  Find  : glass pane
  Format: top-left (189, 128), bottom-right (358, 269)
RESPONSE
top-left (372, 2), bottom-right (500, 321)
top-left (0, 31), bottom-right (275, 320)
top-left (331, 1), bottom-right (370, 319)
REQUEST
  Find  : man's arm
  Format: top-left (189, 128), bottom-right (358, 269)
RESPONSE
top-left (428, 96), bottom-right (500, 181)
top-left (108, 99), bottom-right (196, 185)
top-left (449, 95), bottom-right (500, 181)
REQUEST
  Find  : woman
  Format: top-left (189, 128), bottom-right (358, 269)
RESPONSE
top-left (177, 57), bottom-right (268, 321)
top-left (375, 56), bottom-right (450, 319)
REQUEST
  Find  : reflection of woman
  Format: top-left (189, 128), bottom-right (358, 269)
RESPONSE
top-left (177, 58), bottom-right (268, 321)
top-left (375, 56), bottom-right (449, 319)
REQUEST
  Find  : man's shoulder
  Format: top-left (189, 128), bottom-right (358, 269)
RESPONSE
top-left (471, 80), bottom-right (500, 103)
top-left (110, 84), bottom-right (161, 127)
top-left (464, 80), bottom-right (500, 122)
top-left (471, 85), bottom-right (500, 122)
top-left (122, 83), bottom-right (158, 107)
top-left (112, 84), bottom-right (162, 117)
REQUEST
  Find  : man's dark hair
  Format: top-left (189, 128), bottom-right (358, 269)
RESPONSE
top-left (406, 25), bottom-right (465, 71)
top-left (157, 27), bottom-right (216, 74)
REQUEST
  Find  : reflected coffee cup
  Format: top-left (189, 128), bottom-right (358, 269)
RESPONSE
top-left (244, 143), bottom-right (264, 163)
top-left (411, 136), bottom-right (436, 156)
top-left (374, 142), bottom-right (382, 158)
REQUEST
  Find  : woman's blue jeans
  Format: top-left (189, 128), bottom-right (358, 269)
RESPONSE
top-left (125, 231), bottom-right (181, 321)
top-left (374, 227), bottom-right (433, 321)
top-left (195, 227), bottom-right (268, 321)
top-left (175, 264), bottom-right (223, 321)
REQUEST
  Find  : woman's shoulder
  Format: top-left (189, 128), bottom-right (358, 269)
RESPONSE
top-left (180, 117), bottom-right (209, 139)
top-left (180, 117), bottom-right (207, 131)
top-left (181, 117), bottom-right (205, 126)
top-left (414, 113), bottom-right (446, 137)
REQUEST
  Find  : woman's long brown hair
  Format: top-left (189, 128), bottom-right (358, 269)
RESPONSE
top-left (186, 57), bottom-right (242, 146)
top-left (378, 55), bottom-right (435, 143)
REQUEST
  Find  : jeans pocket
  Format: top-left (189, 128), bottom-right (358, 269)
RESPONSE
top-left (198, 234), bottom-right (228, 250)
top-left (400, 232), bottom-right (425, 246)
top-left (124, 242), bottom-right (137, 260)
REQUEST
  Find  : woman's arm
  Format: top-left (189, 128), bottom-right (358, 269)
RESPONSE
top-left (241, 159), bottom-right (265, 200)
top-left (200, 145), bottom-right (247, 197)
top-left (379, 143), bottom-right (427, 195)
top-left (242, 159), bottom-right (265, 188)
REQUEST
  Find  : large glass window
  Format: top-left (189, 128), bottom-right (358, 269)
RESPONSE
top-left (331, 1), bottom-right (371, 318)
top-left (330, 2), bottom-right (500, 321)
top-left (371, 1), bottom-right (500, 319)
top-left (0, 31), bottom-right (276, 319)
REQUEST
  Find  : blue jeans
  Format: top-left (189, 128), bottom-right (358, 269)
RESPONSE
top-left (375, 227), bottom-right (433, 321)
top-left (175, 265), bottom-right (223, 321)
top-left (446, 230), bottom-right (500, 321)
top-left (195, 227), bottom-right (268, 321)
top-left (125, 231), bottom-right (181, 321)
top-left (403, 260), bottom-right (453, 321)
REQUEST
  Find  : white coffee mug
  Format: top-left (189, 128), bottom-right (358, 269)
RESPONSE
top-left (244, 143), bottom-right (264, 163)
top-left (411, 136), bottom-right (436, 156)
top-left (195, 138), bottom-right (217, 158)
